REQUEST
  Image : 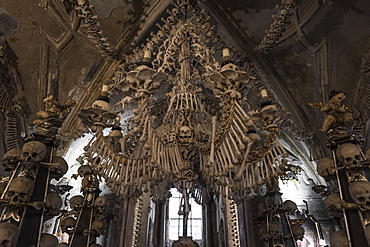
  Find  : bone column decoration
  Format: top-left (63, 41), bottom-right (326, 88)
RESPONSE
top-left (312, 90), bottom-right (369, 246)
top-left (0, 94), bottom-right (75, 247)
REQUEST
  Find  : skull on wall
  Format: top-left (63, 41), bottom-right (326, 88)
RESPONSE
top-left (330, 230), bottom-right (349, 247)
top-left (178, 126), bottom-right (192, 144)
top-left (269, 221), bottom-right (282, 238)
top-left (22, 141), bottom-right (47, 163)
top-left (265, 197), bottom-right (277, 212)
top-left (349, 180), bottom-right (370, 210)
top-left (60, 216), bottom-right (77, 235)
top-left (1, 149), bottom-right (22, 171)
top-left (50, 156), bottom-right (68, 181)
top-left (45, 191), bottom-right (62, 217)
top-left (5, 177), bottom-right (35, 206)
top-left (258, 201), bottom-right (268, 216)
top-left (92, 100), bottom-right (110, 111)
top-left (259, 225), bottom-right (269, 241)
top-left (92, 219), bottom-right (106, 236)
top-left (70, 195), bottom-right (84, 210)
top-left (282, 200), bottom-right (297, 215)
top-left (291, 224), bottom-right (305, 240)
top-left (336, 143), bottom-right (362, 167)
top-left (39, 233), bottom-right (58, 247)
top-left (94, 196), bottom-right (107, 214)
top-left (0, 222), bottom-right (19, 247)
top-left (316, 157), bottom-right (335, 178)
top-left (324, 192), bottom-right (343, 211)
top-left (78, 165), bottom-right (92, 178)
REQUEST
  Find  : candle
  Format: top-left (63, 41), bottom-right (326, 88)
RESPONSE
top-left (102, 85), bottom-right (109, 92)
top-left (144, 50), bottom-right (151, 59)
top-left (261, 89), bottom-right (268, 98)
top-left (222, 48), bottom-right (230, 58)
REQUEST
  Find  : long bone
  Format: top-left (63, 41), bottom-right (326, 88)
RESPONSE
top-left (234, 162), bottom-right (248, 181)
top-left (193, 94), bottom-right (200, 112)
top-left (185, 93), bottom-right (190, 110)
top-left (220, 142), bottom-right (234, 169)
top-left (235, 102), bottom-right (251, 121)
top-left (224, 135), bottom-right (239, 164)
top-left (216, 149), bottom-right (227, 175)
top-left (128, 159), bottom-right (136, 185)
top-left (122, 159), bottom-right (131, 186)
top-left (108, 155), bottom-right (121, 183)
top-left (264, 153), bottom-right (276, 176)
top-left (140, 115), bottom-right (150, 142)
top-left (209, 116), bottom-right (217, 166)
top-left (115, 157), bottom-right (126, 192)
top-left (227, 131), bottom-right (242, 157)
top-left (173, 146), bottom-right (182, 174)
top-left (271, 146), bottom-right (284, 173)
top-left (169, 147), bottom-right (178, 174)
top-left (134, 159), bottom-right (142, 186)
top-left (232, 118), bottom-right (249, 143)
top-left (162, 147), bottom-right (169, 174)
top-left (250, 164), bottom-right (257, 187)
top-left (230, 125), bottom-right (246, 150)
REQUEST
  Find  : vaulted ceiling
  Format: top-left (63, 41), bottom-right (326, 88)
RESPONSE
top-left (2, 0), bottom-right (370, 171)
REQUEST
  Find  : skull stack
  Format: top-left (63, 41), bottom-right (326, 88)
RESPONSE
top-left (315, 90), bottom-right (370, 246)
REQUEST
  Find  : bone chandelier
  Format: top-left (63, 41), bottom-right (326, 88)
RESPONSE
top-left (78, 0), bottom-right (290, 204)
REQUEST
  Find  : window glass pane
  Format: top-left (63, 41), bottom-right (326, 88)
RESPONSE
top-left (168, 188), bottom-right (202, 241)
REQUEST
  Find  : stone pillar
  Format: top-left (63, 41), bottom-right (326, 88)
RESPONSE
top-left (152, 199), bottom-right (168, 247)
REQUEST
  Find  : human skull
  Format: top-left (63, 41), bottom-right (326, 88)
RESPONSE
top-left (291, 224), bottom-right (305, 240)
top-left (171, 7), bottom-right (180, 18)
top-left (157, 30), bottom-right (165, 40)
top-left (0, 222), bottom-right (19, 247)
top-left (330, 230), bottom-right (349, 247)
top-left (269, 221), bottom-right (282, 238)
top-left (282, 0), bottom-right (296, 9)
top-left (336, 143), bottom-right (362, 167)
top-left (22, 141), bottom-right (47, 163)
top-left (1, 149), bottom-right (22, 171)
top-left (91, 219), bottom-right (106, 236)
top-left (282, 200), bottom-right (297, 215)
top-left (259, 226), bottom-right (269, 241)
top-left (92, 100), bottom-right (110, 111)
top-left (196, 14), bottom-right (206, 24)
top-left (161, 24), bottom-right (171, 34)
top-left (70, 195), bottom-right (84, 210)
top-left (258, 201), bottom-right (268, 215)
top-left (60, 216), bottom-right (77, 235)
top-left (39, 233), bottom-right (58, 247)
top-left (94, 196), bottom-right (107, 214)
top-left (45, 191), bottom-right (62, 217)
top-left (166, 16), bottom-right (175, 25)
top-left (50, 156), bottom-right (68, 181)
top-left (324, 192), bottom-right (343, 211)
top-left (5, 177), bottom-right (35, 206)
top-left (265, 197), bottom-right (277, 212)
top-left (178, 126), bottom-right (192, 144)
top-left (277, 9), bottom-right (290, 20)
top-left (349, 180), bottom-right (370, 210)
top-left (317, 157), bottom-right (335, 178)
top-left (78, 165), bottom-right (92, 177)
